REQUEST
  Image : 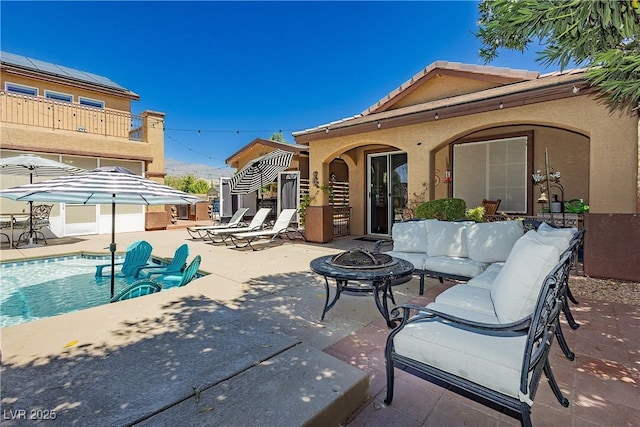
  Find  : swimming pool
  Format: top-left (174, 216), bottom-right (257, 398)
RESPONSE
top-left (1, 254), bottom-right (141, 328)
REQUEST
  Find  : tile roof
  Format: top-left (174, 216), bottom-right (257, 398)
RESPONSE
top-left (225, 138), bottom-right (308, 164)
top-left (361, 61), bottom-right (540, 116)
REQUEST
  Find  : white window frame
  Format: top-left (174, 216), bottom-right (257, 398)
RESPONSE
top-left (79, 96), bottom-right (104, 109)
top-left (453, 136), bottom-right (529, 214)
top-left (45, 90), bottom-right (73, 103)
top-left (5, 82), bottom-right (38, 96)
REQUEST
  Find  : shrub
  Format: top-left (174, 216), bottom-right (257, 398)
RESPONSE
top-left (415, 198), bottom-right (466, 221)
top-left (465, 206), bottom-right (485, 222)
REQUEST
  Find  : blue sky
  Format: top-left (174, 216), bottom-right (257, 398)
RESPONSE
top-left (1, 1), bottom-right (555, 169)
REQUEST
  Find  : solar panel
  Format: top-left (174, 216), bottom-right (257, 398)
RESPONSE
top-left (0, 51), bottom-right (128, 91)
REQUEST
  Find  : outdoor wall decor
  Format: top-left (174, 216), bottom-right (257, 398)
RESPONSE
top-left (532, 148), bottom-right (565, 223)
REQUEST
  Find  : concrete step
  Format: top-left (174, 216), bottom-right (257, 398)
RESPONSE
top-left (136, 344), bottom-right (369, 426)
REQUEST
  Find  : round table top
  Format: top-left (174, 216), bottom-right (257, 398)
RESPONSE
top-left (310, 254), bottom-right (414, 282)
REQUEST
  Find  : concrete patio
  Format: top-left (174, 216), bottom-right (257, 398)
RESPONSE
top-left (0, 227), bottom-right (638, 426)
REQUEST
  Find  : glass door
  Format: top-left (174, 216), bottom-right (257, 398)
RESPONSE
top-left (367, 152), bottom-right (407, 236)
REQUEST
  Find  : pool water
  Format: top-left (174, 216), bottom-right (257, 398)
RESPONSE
top-left (0, 255), bottom-right (137, 328)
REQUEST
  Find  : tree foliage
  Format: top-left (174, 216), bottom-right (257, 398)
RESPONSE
top-left (165, 175), bottom-right (211, 194)
top-left (270, 132), bottom-right (287, 142)
top-left (477, 0), bottom-right (640, 111)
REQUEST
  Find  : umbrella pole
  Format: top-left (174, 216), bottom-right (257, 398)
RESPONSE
top-left (110, 196), bottom-right (116, 298)
top-left (28, 173), bottom-right (34, 245)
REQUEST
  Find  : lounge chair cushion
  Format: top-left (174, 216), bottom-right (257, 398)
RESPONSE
top-left (386, 251), bottom-right (428, 271)
top-left (465, 221), bottom-right (524, 263)
top-left (391, 220), bottom-right (431, 253)
top-left (426, 220), bottom-right (469, 258)
top-left (393, 317), bottom-right (527, 399)
top-left (423, 256), bottom-right (488, 278)
top-left (434, 285), bottom-right (496, 316)
top-left (490, 233), bottom-right (560, 323)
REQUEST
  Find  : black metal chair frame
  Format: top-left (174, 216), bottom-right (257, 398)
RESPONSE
top-left (16, 204), bottom-right (53, 246)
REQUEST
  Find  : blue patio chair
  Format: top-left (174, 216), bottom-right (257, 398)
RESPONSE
top-left (109, 279), bottom-right (162, 303)
top-left (158, 255), bottom-right (202, 289)
top-left (133, 243), bottom-right (189, 279)
top-left (95, 240), bottom-right (153, 279)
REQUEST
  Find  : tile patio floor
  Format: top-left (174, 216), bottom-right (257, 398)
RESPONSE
top-left (332, 281), bottom-right (640, 427)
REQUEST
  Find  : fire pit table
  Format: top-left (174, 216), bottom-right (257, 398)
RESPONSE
top-left (310, 249), bottom-right (414, 328)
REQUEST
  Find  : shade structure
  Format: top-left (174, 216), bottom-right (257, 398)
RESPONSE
top-left (0, 154), bottom-right (85, 246)
top-left (0, 166), bottom-right (203, 297)
top-left (229, 149), bottom-right (293, 196)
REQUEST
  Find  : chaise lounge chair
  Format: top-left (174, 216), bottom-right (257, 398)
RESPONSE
top-left (95, 240), bottom-right (153, 280)
top-left (204, 208), bottom-right (271, 245)
top-left (186, 207), bottom-right (249, 240)
top-left (109, 279), bottom-right (162, 303)
top-left (229, 208), bottom-right (298, 250)
top-left (157, 255), bottom-right (202, 289)
top-left (133, 243), bottom-right (189, 279)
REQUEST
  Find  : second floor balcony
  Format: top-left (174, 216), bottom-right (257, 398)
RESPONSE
top-left (0, 91), bottom-right (143, 141)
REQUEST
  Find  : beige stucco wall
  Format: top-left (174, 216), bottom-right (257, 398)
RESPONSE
top-left (1, 73), bottom-right (131, 111)
top-left (393, 74), bottom-right (500, 109)
top-left (307, 94), bottom-right (638, 235)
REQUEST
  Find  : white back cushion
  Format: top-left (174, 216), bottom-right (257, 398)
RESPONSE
top-left (426, 220), bottom-right (469, 257)
top-left (392, 220), bottom-right (430, 253)
top-left (491, 233), bottom-right (560, 323)
top-left (466, 221), bottom-right (524, 263)
top-left (535, 225), bottom-right (577, 253)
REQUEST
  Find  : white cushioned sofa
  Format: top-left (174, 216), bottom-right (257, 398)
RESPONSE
top-left (379, 219), bottom-right (528, 294)
top-left (384, 224), bottom-right (584, 427)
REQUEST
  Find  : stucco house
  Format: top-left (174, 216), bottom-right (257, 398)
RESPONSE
top-left (0, 51), bottom-right (169, 236)
top-left (293, 61), bottom-right (639, 279)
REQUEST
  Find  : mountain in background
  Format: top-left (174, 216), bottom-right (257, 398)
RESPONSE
top-left (164, 158), bottom-right (235, 182)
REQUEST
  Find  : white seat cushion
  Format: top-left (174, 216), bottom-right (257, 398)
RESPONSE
top-left (466, 221), bottom-right (524, 263)
top-left (491, 233), bottom-right (560, 323)
top-left (393, 315), bottom-right (527, 399)
top-left (425, 220), bottom-right (469, 257)
top-left (467, 263), bottom-right (503, 289)
top-left (423, 256), bottom-right (488, 278)
top-left (434, 285), bottom-right (496, 317)
top-left (391, 220), bottom-right (431, 253)
top-left (426, 302), bottom-right (500, 324)
top-left (386, 251), bottom-right (428, 271)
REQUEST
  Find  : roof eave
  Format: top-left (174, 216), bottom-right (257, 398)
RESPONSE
top-left (294, 71), bottom-right (591, 143)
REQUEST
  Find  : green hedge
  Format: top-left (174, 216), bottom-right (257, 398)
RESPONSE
top-left (415, 198), bottom-right (467, 221)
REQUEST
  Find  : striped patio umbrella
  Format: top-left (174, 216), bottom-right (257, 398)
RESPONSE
top-left (0, 154), bottom-right (85, 246)
top-left (0, 166), bottom-right (203, 297)
top-left (229, 149), bottom-right (294, 197)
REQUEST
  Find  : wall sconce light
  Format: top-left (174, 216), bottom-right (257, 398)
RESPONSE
top-left (377, 121), bottom-right (381, 129)
top-left (572, 85), bottom-right (580, 94)
top-left (499, 101), bottom-right (504, 109)
top-left (434, 112), bottom-right (439, 120)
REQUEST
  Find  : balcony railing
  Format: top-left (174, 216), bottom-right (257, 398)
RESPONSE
top-left (0, 91), bottom-right (143, 141)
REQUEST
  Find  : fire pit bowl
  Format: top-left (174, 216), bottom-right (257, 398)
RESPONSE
top-left (327, 248), bottom-right (397, 270)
